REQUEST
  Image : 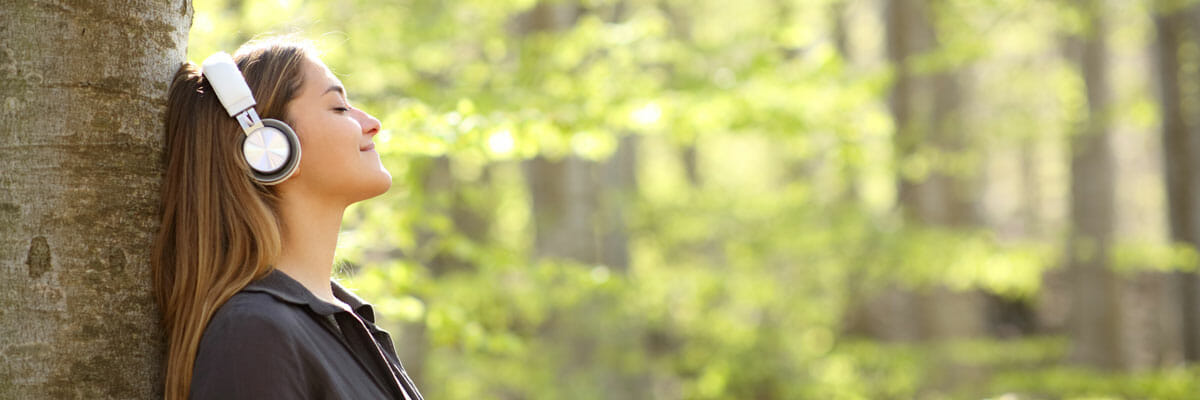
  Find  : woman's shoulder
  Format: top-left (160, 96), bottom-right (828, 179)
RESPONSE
top-left (217, 289), bottom-right (300, 315)
top-left (191, 292), bottom-right (317, 399)
top-left (201, 291), bottom-right (308, 346)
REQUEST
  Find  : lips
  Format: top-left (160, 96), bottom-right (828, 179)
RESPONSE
top-left (360, 142), bottom-right (375, 151)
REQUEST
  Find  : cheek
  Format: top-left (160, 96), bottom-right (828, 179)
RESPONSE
top-left (294, 119), bottom-right (360, 169)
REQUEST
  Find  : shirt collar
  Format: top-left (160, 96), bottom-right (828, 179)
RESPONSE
top-left (242, 269), bottom-right (376, 322)
top-left (332, 278), bottom-right (378, 323)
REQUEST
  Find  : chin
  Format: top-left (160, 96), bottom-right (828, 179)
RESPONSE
top-left (360, 168), bottom-right (392, 199)
top-left (339, 163), bottom-right (392, 204)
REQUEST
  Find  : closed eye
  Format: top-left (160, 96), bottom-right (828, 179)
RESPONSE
top-left (333, 107), bottom-right (350, 113)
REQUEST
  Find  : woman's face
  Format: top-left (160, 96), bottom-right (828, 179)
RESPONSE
top-left (280, 55), bottom-right (390, 205)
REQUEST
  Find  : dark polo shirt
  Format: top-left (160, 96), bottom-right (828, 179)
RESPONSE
top-left (190, 270), bottom-right (423, 400)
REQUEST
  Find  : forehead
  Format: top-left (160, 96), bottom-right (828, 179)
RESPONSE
top-left (301, 55), bottom-right (342, 93)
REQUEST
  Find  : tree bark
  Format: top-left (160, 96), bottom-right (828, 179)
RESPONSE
top-left (0, 1), bottom-right (190, 398)
top-left (598, 135), bottom-right (637, 271)
top-left (525, 155), bottom-right (603, 262)
top-left (853, 0), bottom-right (986, 342)
top-left (1064, 0), bottom-right (1121, 369)
top-left (830, 0), bottom-right (850, 60)
top-left (514, 3), bottom-right (646, 398)
top-left (517, 1), bottom-right (635, 272)
top-left (1154, 2), bottom-right (1200, 363)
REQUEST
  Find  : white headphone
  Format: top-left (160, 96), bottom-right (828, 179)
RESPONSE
top-left (201, 52), bottom-right (301, 185)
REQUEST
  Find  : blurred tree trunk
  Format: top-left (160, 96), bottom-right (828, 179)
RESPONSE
top-left (524, 137), bottom-right (637, 269)
top-left (600, 135), bottom-right (637, 270)
top-left (829, 0), bottom-right (863, 202)
top-left (1154, 1), bottom-right (1200, 364)
top-left (852, 0), bottom-right (927, 342)
top-left (403, 156), bottom-right (497, 389)
top-left (519, 0), bottom-right (634, 271)
top-left (1063, 0), bottom-right (1121, 369)
top-left (0, 1), bottom-right (190, 398)
top-left (518, 1), bottom-right (588, 263)
top-left (526, 152), bottom-right (638, 270)
top-left (830, 0), bottom-right (850, 60)
top-left (854, 0), bottom-right (986, 342)
top-left (681, 144), bottom-right (702, 187)
top-left (421, 156), bottom-right (493, 275)
top-left (660, 2), bottom-right (703, 190)
top-left (516, 3), bottom-right (643, 399)
top-left (525, 156), bottom-right (599, 261)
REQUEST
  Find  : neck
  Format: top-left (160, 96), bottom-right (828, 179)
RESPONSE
top-left (274, 193), bottom-right (346, 305)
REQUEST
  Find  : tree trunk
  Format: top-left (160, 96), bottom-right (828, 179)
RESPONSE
top-left (515, 3), bottom-right (643, 399)
top-left (420, 156), bottom-right (493, 275)
top-left (525, 155), bottom-right (603, 262)
top-left (681, 144), bottom-right (701, 187)
top-left (830, 0), bottom-right (850, 60)
top-left (598, 135), bottom-right (637, 271)
top-left (0, 1), bottom-right (190, 398)
top-left (1154, 2), bottom-right (1200, 363)
top-left (524, 135), bottom-right (637, 271)
top-left (1064, 0), bottom-right (1121, 369)
top-left (854, 0), bottom-right (986, 342)
top-left (403, 155), bottom-right (497, 390)
top-left (517, 1), bottom-right (635, 272)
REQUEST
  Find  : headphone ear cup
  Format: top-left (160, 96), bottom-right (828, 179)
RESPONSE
top-left (242, 118), bottom-right (301, 185)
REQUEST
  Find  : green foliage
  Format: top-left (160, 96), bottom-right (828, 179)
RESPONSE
top-left (188, 0), bottom-right (1186, 398)
top-left (985, 364), bottom-right (1200, 400)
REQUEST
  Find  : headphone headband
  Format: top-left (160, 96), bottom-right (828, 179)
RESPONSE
top-left (201, 52), bottom-right (257, 117)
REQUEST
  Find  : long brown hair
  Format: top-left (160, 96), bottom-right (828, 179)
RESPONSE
top-left (152, 38), bottom-right (313, 399)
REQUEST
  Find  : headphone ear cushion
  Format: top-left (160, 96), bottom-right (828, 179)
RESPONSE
top-left (243, 118), bottom-right (301, 185)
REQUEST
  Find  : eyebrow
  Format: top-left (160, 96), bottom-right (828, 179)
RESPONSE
top-left (323, 85), bottom-right (345, 96)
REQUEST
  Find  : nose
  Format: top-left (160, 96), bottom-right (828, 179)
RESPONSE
top-left (358, 109), bottom-right (381, 136)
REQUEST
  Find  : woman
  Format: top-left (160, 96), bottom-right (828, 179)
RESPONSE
top-left (152, 38), bottom-right (423, 399)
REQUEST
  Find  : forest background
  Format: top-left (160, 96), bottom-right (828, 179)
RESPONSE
top-left (191, 0), bottom-right (1200, 398)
